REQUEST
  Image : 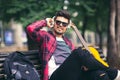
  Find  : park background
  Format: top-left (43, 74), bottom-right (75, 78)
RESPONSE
top-left (0, 0), bottom-right (120, 69)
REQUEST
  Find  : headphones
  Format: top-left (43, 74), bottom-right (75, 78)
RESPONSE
top-left (67, 20), bottom-right (72, 28)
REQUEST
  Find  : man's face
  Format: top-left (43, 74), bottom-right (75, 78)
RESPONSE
top-left (53, 16), bottom-right (69, 36)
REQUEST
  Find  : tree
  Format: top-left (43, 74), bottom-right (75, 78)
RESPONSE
top-left (93, 0), bottom-right (109, 49)
top-left (0, 0), bottom-right (65, 49)
top-left (116, 0), bottom-right (120, 63)
top-left (107, 0), bottom-right (120, 68)
top-left (68, 0), bottom-right (109, 50)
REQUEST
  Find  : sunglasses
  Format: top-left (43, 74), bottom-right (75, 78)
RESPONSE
top-left (55, 20), bottom-right (69, 27)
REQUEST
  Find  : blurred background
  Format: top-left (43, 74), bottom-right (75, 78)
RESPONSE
top-left (0, 0), bottom-right (120, 68)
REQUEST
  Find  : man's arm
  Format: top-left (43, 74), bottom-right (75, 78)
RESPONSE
top-left (26, 20), bottom-right (47, 42)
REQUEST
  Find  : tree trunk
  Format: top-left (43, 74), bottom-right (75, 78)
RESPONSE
top-left (116, 0), bottom-right (120, 54)
top-left (116, 0), bottom-right (120, 68)
top-left (82, 15), bottom-right (88, 41)
top-left (95, 19), bottom-right (103, 49)
top-left (82, 15), bottom-right (88, 39)
top-left (10, 19), bottom-right (24, 48)
top-left (107, 0), bottom-right (118, 68)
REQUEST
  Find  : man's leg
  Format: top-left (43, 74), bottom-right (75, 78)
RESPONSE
top-left (85, 70), bottom-right (111, 80)
top-left (49, 47), bottom-right (110, 80)
top-left (49, 50), bottom-right (85, 80)
top-left (75, 47), bottom-right (108, 71)
top-left (106, 68), bottom-right (119, 80)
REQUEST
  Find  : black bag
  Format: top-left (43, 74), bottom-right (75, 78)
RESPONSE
top-left (3, 51), bottom-right (40, 80)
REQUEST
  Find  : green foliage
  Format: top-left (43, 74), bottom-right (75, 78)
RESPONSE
top-left (69, 0), bottom-right (109, 35)
top-left (0, 0), bottom-right (109, 34)
top-left (0, 0), bottom-right (64, 27)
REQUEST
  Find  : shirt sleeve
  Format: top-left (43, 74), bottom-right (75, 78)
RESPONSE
top-left (26, 20), bottom-right (47, 42)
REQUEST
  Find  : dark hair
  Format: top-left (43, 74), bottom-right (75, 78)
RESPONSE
top-left (54, 10), bottom-right (71, 23)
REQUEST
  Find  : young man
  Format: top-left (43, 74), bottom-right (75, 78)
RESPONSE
top-left (27, 10), bottom-right (74, 80)
top-left (26, 10), bottom-right (120, 80)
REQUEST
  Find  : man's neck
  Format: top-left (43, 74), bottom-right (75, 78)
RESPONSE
top-left (53, 32), bottom-right (63, 38)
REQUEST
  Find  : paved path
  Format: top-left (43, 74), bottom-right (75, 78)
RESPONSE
top-left (0, 45), bottom-right (28, 53)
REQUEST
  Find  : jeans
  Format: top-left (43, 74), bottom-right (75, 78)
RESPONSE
top-left (49, 49), bottom-right (86, 80)
top-left (49, 48), bottom-right (113, 80)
